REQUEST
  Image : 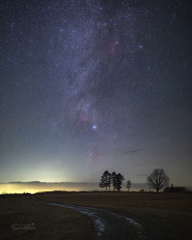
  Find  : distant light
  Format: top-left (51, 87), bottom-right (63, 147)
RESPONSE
top-left (93, 125), bottom-right (97, 129)
top-left (140, 45), bottom-right (142, 48)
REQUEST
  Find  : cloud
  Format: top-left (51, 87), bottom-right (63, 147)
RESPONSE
top-left (8, 181), bottom-right (88, 184)
top-left (0, 182), bottom-right (150, 194)
top-left (137, 174), bottom-right (149, 176)
top-left (124, 149), bottom-right (143, 154)
top-left (1, 182), bottom-right (100, 194)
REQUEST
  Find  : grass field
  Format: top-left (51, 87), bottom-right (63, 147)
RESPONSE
top-left (0, 191), bottom-right (192, 240)
top-left (0, 194), bottom-right (96, 240)
top-left (36, 191), bottom-right (192, 240)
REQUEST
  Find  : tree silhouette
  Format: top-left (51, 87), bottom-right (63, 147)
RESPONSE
top-left (116, 173), bottom-right (125, 191)
top-left (108, 172), bottom-right (112, 191)
top-left (126, 180), bottom-right (131, 191)
top-left (111, 172), bottom-right (118, 191)
top-left (147, 169), bottom-right (170, 193)
top-left (99, 170), bottom-right (111, 191)
top-left (99, 171), bottom-right (125, 191)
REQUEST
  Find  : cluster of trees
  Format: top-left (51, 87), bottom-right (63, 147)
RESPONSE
top-left (99, 168), bottom-right (171, 193)
top-left (99, 171), bottom-right (129, 191)
top-left (99, 169), bottom-right (190, 193)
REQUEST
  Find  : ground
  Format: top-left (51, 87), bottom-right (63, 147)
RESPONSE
top-left (0, 191), bottom-right (192, 240)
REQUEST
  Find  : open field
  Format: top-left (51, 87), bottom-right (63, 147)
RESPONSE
top-left (36, 191), bottom-right (192, 240)
top-left (0, 192), bottom-right (192, 240)
top-left (0, 194), bottom-right (96, 240)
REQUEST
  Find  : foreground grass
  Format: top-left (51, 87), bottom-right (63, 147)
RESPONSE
top-left (0, 194), bottom-right (96, 240)
top-left (36, 191), bottom-right (192, 240)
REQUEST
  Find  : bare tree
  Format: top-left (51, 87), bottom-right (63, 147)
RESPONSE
top-left (147, 169), bottom-right (170, 193)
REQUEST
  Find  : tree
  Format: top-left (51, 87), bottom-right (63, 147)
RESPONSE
top-left (99, 171), bottom-right (111, 191)
top-left (111, 172), bottom-right (118, 191)
top-left (107, 172), bottom-right (112, 191)
top-left (116, 173), bottom-right (125, 191)
top-left (126, 180), bottom-right (131, 191)
top-left (147, 169), bottom-right (170, 193)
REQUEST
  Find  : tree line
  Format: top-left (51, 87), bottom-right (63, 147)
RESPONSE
top-left (164, 184), bottom-right (189, 193)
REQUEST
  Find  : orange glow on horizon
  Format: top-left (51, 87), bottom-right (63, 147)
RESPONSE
top-left (0, 183), bottom-right (147, 194)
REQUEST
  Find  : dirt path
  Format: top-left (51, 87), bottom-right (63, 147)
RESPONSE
top-left (27, 194), bottom-right (147, 239)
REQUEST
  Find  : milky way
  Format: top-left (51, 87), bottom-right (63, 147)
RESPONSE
top-left (0, 0), bottom-right (192, 186)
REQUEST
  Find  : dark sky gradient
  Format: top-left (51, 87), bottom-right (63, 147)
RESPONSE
top-left (0, 0), bottom-right (192, 187)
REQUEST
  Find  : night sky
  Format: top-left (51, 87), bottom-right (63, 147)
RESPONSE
top-left (1, 0), bottom-right (192, 189)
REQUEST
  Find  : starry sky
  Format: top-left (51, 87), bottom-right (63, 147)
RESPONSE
top-left (0, 0), bottom-right (192, 189)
